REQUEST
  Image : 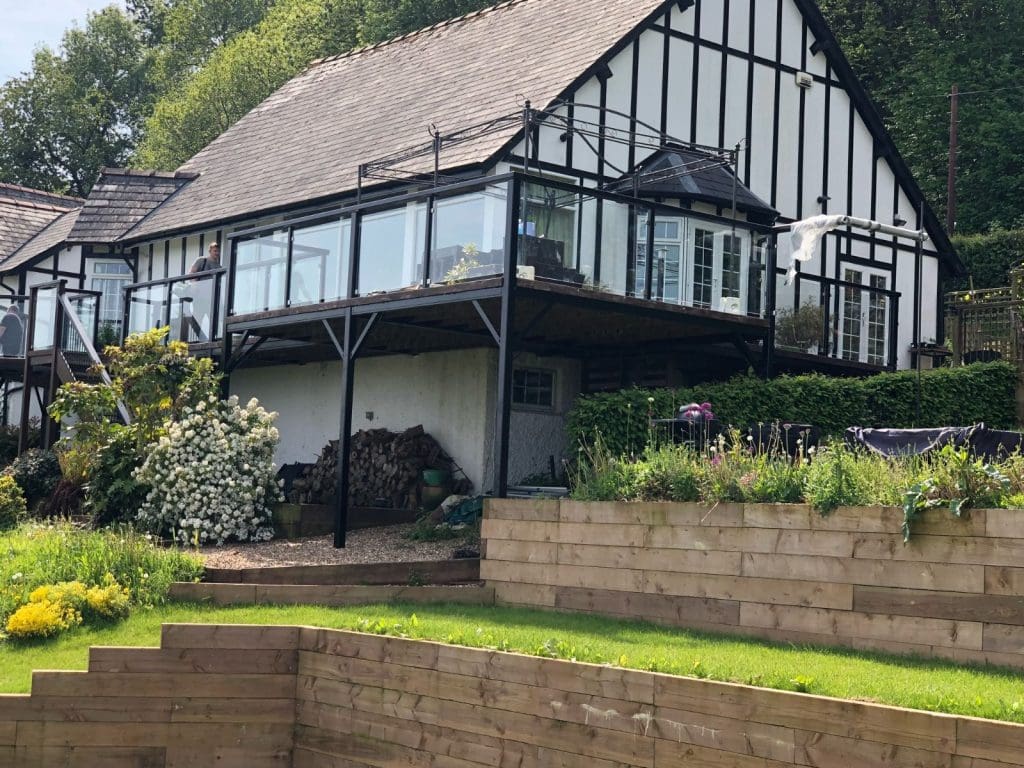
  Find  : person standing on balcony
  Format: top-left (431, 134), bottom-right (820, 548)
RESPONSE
top-left (190, 242), bottom-right (221, 274)
top-left (181, 242), bottom-right (221, 342)
top-left (0, 305), bottom-right (24, 357)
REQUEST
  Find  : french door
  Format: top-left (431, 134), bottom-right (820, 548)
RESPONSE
top-left (838, 267), bottom-right (890, 365)
top-left (636, 217), bottom-right (750, 314)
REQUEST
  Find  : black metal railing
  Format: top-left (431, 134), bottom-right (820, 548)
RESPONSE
top-left (774, 270), bottom-right (901, 369)
top-left (224, 170), bottom-right (773, 322)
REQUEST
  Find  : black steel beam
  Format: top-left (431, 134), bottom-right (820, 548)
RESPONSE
top-left (334, 307), bottom-right (355, 549)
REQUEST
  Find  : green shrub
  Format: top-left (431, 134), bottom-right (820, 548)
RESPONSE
top-left (951, 228), bottom-right (1024, 290)
top-left (85, 425), bottom-right (150, 527)
top-left (567, 362), bottom-right (1017, 458)
top-left (803, 445), bottom-right (875, 514)
top-left (6, 449), bottom-right (61, 510)
top-left (0, 476), bottom-right (26, 530)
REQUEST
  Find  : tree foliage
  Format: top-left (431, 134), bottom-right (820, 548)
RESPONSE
top-left (135, 0), bottom-right (492, 169)
top-left (819, 0), bottom-right (1024, 234)
top-left (0, 7), bottom-right (153, 196)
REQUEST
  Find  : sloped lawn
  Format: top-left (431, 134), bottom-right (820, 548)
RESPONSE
top-left (2, 601), bottom-right (1022, 725)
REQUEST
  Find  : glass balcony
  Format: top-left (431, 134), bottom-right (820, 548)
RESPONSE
top-left (125, 271), bottom-right (225, 345)
top-left (30, 286), bottom-right (58, 351)
top-left (518, 179), bottom-right (768, 316)
top-left (27, 283), bottom-right (102, 355)
top-left (774, 270), bottom-right (898, 368)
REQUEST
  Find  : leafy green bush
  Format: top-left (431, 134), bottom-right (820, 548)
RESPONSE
top-left (803, 445), bottom-right (875, 514)
top-left (951, 228), bottom-right (1024, 290)
top-left (85, 425), bottom-right (150, 528)
top-left (567, 362), bottom-right (1017, 458)
top-left (0, 476), bottom-right (27, 530)
top-left (6, 450), bottom-right (61, 510)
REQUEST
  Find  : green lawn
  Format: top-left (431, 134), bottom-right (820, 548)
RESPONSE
top-left (2, 601), bottom-right (1023, 724)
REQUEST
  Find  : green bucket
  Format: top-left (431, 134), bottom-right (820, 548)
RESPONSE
top-left (422, 469), bottom-right (450, 487)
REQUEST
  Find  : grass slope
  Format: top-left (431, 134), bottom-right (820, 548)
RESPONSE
top-left (2, 602), bottom-right (1023, 724)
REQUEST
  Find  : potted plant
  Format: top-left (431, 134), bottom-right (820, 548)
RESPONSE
top-left (776, 302), bottom-right (824, 353)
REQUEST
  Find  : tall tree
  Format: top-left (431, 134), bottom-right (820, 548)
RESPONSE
top-left (152, 0), bottom-right (278, 90)
top-left (819, 0), bottom-right (1024, 233)
top-left (0, 7), bottom-right (153, 196)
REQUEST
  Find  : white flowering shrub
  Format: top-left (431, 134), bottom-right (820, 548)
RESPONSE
top-left (135, 395), bottom-right (282, 545)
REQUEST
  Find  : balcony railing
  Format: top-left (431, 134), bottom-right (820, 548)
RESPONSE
top-left (225, 171), bottom-right (771, 320)
top-left (119, 171), bottom-right (907, 371)
top-left (123, 270), bottom-right (226, 345)
top-left (774, 270), bottom-right (900, 369)
top-left (29, 283), bottom-right (101, 356)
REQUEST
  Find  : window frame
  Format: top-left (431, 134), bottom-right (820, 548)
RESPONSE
top-left (511, 366), bottom-right (557, 411)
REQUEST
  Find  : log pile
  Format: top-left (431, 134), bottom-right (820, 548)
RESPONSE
top-left (288, 425), bottom-right (461, 509)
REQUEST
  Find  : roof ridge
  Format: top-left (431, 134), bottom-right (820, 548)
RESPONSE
top-left (0, 182), bottom-right (83, 205)
top-left (308, 0), bottom-right (530, 69)
top-left (98, 167), bottom-right (200, 181)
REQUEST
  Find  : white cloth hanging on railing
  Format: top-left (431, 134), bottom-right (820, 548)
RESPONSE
top-left (785, 214), bottom-right (846, 285)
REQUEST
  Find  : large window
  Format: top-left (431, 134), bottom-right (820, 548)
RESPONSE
top-left (91, 261), bottom-right (133, 334)
top-left (512, 367), bottom-right (555, 410)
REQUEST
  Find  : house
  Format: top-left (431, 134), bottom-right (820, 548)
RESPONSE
top-left (0, 0), bottom-right (962, 542)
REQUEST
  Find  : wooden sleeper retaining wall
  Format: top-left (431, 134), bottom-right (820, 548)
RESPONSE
top-left (2, 623), bottom-right (1023, 767)
top-left (482, 499), bottom-right (1024, 669)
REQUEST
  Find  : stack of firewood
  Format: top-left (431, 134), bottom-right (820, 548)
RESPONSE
top-left (288, 425), bottom-right (456, 509)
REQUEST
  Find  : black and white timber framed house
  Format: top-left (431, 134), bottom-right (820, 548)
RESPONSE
top-left (0, 0), bottom-right (962, 543)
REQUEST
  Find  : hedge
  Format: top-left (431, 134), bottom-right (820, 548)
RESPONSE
top-left (951, 229), bottom-right (1024, 290)
top-left (566, 361), bottom-right (1018, 458)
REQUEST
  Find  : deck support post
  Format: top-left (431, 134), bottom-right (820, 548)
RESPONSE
top-left (764, 233), bottom-right (778, 378)
top-left (492, 177), bottom-right (521, 498)
top-left (333, 309), bottom-right (356, 548)
top-left (18, 288), bottom-right (37, 455)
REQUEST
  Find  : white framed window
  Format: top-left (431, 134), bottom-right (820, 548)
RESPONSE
top-left (512, 367), bottom-right (556, 410)
top-left (90, 261), bottom-right (133, 333)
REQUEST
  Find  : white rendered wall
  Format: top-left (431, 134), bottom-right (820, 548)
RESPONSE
top-left (230, 346), bottom-right (583, 493)
top-left (230, 348), bottom-right (495, 491)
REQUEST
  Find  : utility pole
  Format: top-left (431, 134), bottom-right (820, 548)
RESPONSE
top-left (946, 84), bottom-right (959, 234)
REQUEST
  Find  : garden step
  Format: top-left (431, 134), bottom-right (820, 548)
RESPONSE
top-left (168, 581), bottom-right (494, 607)
top-left (203, 558), bottom-right (480, 586)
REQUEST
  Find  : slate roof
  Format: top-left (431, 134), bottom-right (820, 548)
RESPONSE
top-left (0, 208), bottom-right (81, 273)
top-left (127, 0), bottom-right (669, 240)
top-left (0, 184), bottom-right (82, 261)
top-left (69, 168), bottom-right (197, 244)
top-left (622, 148), bottom-right (778, 221)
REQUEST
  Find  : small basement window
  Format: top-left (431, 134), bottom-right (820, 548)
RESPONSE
top-left (512, 367), bottom-right (555, 409)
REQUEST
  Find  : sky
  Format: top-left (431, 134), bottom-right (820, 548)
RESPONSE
top-left (0, 0), bottom-right (124, 83)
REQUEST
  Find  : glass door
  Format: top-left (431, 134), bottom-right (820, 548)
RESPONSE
top-left (839, 267), bottom-right (890, 364)
top-left (636, 215), bottom-right (684, 302)
top-left (688, 224), bottom-right (750, 314)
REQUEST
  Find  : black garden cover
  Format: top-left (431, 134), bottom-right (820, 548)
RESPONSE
top-left (844, 424), bottom-right (1024, 461)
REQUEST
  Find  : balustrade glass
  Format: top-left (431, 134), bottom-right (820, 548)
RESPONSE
top-left (234, 230), bottom-right (288, 314)
top-left (31, 287), bottom-right (57, 351)
top-left (126, 283), bottom-right (170, 338)
top-left (290, 218), bottom-right (350, 305)
top-left (62, 294), bottom-right (98, 353)
top-left (169, 272), bottom-right (218, 343)
top-left (429, 185), bottom-right (508, 285)
top-left (357, 203), bottom-right (426, 296)
top-left (774, 270), bottom-right (893, 366)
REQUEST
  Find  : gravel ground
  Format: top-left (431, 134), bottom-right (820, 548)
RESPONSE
top-left (199, 524), bottom-right (478, 569)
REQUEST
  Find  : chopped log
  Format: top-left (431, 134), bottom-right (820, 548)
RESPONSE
top-left (288, 426), bottom-right (469, 509)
